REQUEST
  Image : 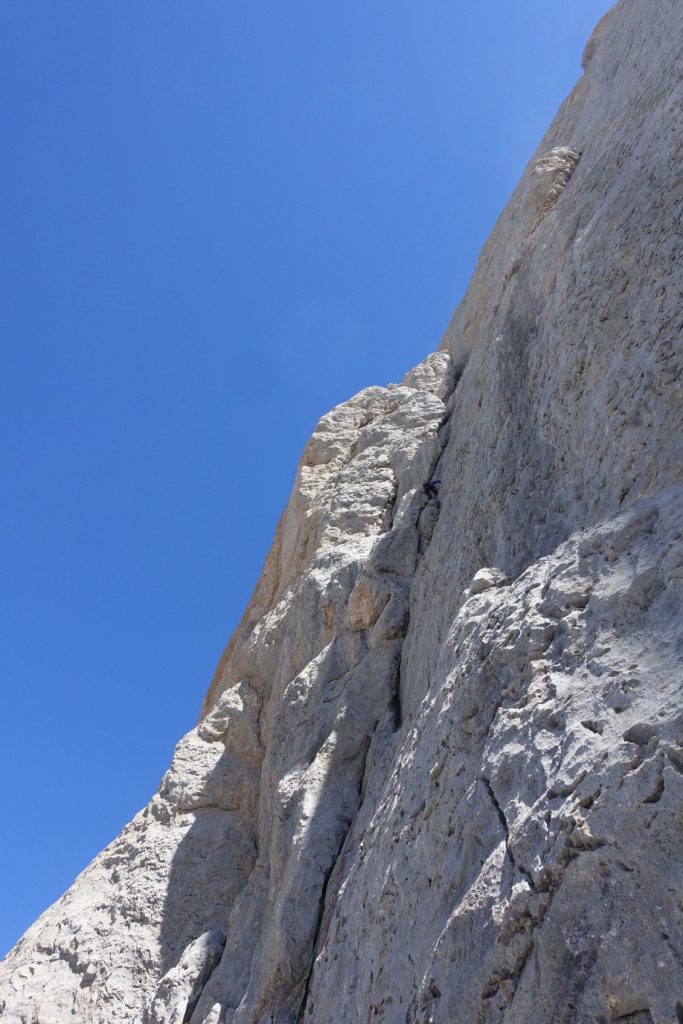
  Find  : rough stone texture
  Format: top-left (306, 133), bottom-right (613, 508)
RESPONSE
top-left (1, 2), bottom-right (682, 1023)
top-left (306, 488), bottom-right (683, 1024)
top-left (0, 352), bottom-right (455, 1024)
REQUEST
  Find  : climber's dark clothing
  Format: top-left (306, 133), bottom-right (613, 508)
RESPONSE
top-left (423, 479), bottom-right (441, 499)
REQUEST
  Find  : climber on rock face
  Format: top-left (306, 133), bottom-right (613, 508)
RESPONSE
top-left (423, 479), bottom-right (441, 500)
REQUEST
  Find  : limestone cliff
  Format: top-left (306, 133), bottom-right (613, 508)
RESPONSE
top-left (2, 2), bottom-right (682, 1022)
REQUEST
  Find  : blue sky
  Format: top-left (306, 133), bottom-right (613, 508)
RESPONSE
top-left (0, 1), bottom-right (613, 956)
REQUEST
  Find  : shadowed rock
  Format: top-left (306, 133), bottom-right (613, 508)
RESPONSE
top-left (1, 3), bottom-right (682, 1022)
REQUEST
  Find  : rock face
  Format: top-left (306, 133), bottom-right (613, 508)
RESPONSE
top-left (2, 2), bottom-right (682, 1022)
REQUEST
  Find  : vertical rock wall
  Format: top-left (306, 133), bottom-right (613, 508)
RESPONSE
top-left (1, 2), bottom-right (682, 1022)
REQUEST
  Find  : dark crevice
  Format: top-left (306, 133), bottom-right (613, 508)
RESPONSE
top-left (663, 933), bottom-right (683, 971)
top-left (293, 737), bottom-right (373, 1024)
top-left (390, 659), bottom-right (402, 730)
top-left (183, 936), bottom-right (226, 1023)
top-left (293, 858), bottom-right (339, 1024)
top-left (383, 475), bottom-right (400, 530)
top-left (481, 776), bottom-right (535, 887)
top-left (642, 772), bottom-right (665, 804)
top-left (384, 371), bottom-right (461, 733)
top-left (480, 939), bottom-right (535, 1003)
top-left (293, 362), bottom-right (462, 1018)
top-left (392, 368), bottom-right (460, 729)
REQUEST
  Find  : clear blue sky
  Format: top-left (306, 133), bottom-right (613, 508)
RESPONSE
top-left (0, 1), bottom-right (613, 957)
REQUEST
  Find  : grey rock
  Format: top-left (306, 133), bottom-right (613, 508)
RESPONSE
top-left (1, 2), bottom-right (682, 1023)
top-left (146, 930), bottom-right (226, 1024)
top-left (468, 567), bottom-right (510, 596)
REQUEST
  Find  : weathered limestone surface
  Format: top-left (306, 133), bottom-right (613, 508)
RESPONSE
top-left (1, 2), bottom-right (682, 1022)
top-left (306, 489), bottom-right (683, 1023)
top-left (0, 353), bottom-right (455, 1024)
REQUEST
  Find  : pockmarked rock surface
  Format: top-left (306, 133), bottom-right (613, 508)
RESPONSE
top-left (2, 2), bottom-right (682, 1022)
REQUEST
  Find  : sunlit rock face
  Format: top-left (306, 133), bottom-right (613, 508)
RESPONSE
top-left (2, 2), bottom-right (682, 1022)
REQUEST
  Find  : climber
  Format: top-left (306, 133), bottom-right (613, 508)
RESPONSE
top-left (423, 479), bottom-right (441, 500)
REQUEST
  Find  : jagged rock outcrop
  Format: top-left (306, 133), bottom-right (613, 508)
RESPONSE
top-left (1, 2), bottom-right (682, 1022)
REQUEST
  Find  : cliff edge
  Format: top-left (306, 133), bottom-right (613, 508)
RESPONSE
top-left (2, 2), bottom-right (682, 1022)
